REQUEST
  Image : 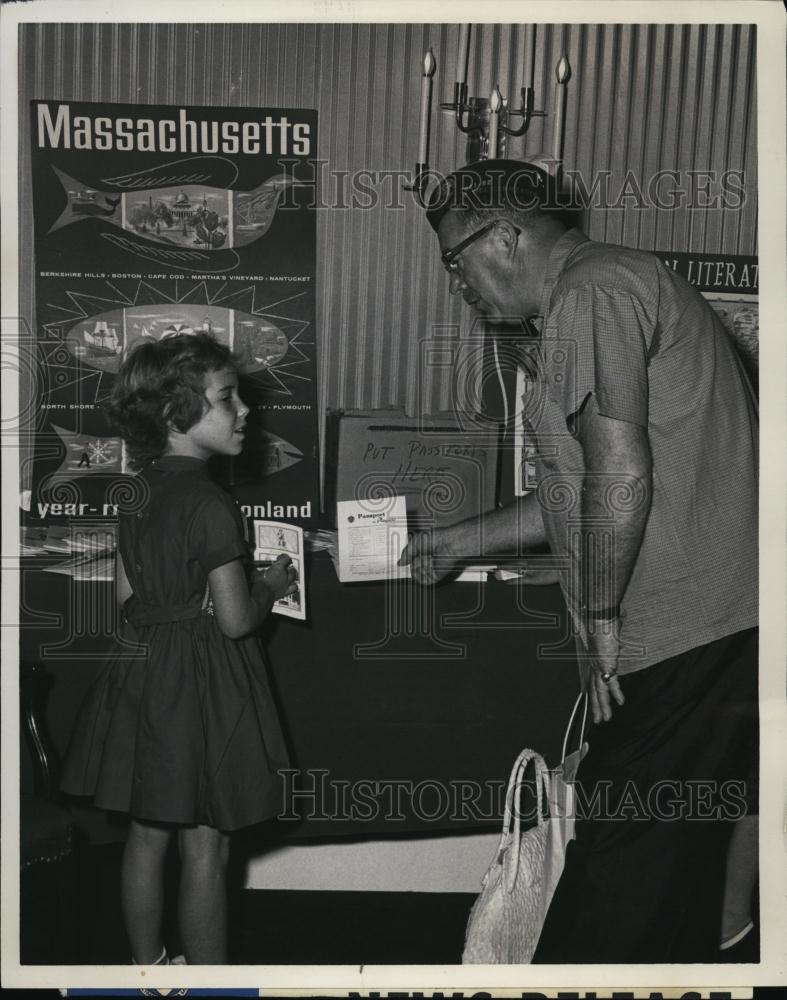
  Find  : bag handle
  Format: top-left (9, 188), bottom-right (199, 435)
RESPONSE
top-left (492, 748), bottom-right (538, 869)
top-left (560, 691), bottom-right (588, 764)
top-left (499, 748), bottom-right (549, 893)
top-left (490, 693), bottom-right (586, 893)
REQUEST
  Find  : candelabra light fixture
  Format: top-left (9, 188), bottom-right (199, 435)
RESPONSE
top-left (406, 24), bottom-right (573, 208)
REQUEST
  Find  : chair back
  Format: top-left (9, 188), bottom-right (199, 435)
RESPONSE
top-left (20, 661), bottom-right (60, 799)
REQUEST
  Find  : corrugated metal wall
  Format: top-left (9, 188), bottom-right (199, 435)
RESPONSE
top-left (19, 22), bottom-right (758, 420)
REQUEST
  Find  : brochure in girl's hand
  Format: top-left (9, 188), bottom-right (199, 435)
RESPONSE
top-left (253, 520), bottom-right (306, 621)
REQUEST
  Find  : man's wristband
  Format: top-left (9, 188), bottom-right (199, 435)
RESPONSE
top-left (585, 604), bottom-right (621, 621)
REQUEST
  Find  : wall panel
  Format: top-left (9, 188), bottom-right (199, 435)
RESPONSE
top-left (19, 21), bottom-right (758, 427)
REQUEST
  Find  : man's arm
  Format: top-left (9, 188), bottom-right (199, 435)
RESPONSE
top-left (574, 393), bottom-right (653, 721)
top-left (399, 489), bottom-right (547, 585)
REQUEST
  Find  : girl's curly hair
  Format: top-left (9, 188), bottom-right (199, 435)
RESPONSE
top-left (106, 333), bottom-right (240, 469)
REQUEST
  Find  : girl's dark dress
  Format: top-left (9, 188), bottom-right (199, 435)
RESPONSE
top-left (61, 455), bottom-right (289, 831)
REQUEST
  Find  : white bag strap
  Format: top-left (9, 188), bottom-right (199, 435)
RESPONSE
top-left (490, 694), bottom-right (587, 893)
top-left (561, 691), bottom-right (588, 764)
top-left (491, 749), bottom-right (533, 873)
top-left (500, 749), bottom-right (549, 893)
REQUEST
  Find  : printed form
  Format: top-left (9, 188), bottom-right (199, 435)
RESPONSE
top-left (336, 496), bottom-right (411, 583)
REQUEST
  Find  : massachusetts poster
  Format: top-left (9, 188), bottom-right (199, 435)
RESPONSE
top-left (28, 99), bottom-right (319, 581)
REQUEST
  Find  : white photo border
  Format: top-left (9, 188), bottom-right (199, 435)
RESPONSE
top-left (1, 0), bottom-right (785, 992)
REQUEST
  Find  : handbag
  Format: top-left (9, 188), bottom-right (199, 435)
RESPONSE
top-left (462, 693), bottom-right (588, 964)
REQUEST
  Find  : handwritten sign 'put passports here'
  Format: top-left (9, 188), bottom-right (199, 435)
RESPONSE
top-left (328, 411), bottom-right (499, 532)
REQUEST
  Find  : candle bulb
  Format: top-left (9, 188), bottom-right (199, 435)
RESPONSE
top-left (488, 85), bottom-right (502, 159)
top-left (418, 48), bottom-right (437, 165)
top-left (524, 26), bottom-right (536, 92)
top-left (457, 23), bottom-right (471, 86)
top-left (552, 54), bottom-right (572, 166)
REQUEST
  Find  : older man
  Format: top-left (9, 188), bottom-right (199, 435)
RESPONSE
top-left (400, 160), bottom-right (758, 962)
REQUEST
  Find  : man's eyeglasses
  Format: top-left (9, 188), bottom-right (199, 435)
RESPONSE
top-left (440, 220), bottom-right (521, 274)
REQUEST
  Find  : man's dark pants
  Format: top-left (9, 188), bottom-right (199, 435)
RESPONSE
top-left (533, 627), bottom-right (758, 964)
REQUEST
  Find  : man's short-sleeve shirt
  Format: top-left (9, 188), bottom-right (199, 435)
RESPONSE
top-left (524, 229), bottom-right (758, 672)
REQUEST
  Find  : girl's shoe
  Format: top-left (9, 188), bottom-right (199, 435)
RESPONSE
top-left (132, 945), bottom-right (169, 965)
top-left (720, 919), bottom-right (754, 951)
top-left (719, 920), bottom-right (758, 963)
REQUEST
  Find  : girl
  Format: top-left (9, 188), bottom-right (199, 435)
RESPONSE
top-left (61, 332), bottom-right (297, 965)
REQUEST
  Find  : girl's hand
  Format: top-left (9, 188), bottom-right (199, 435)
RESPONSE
top-left (254, 554), bottom-right (298, 601)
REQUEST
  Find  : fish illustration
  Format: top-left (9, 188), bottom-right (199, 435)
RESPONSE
top-left (65, 303), bottom-right (290, 377)
top-left (49, 158), bottom-right (301, 254)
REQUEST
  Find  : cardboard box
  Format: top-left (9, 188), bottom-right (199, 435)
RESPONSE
top-left (325, 409), bottom-right (499, 530)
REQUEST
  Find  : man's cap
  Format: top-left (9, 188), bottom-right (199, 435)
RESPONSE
top-left (425, 158), bottom-right (556, 232)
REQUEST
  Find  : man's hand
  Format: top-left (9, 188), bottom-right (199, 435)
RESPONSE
top-left (586, 619), bottom-right (625, 724)
top-left (398, 528), bottom-right (461, 585)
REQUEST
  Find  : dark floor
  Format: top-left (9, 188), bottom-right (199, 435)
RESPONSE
top-left (23, 842), bottom-right (476, 965)
top-left (22, 841), bottom-right (760, 965)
